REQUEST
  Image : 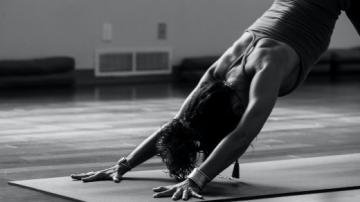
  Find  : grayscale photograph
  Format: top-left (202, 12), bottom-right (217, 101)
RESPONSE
top-left (1, 0), bottom-right (360, 201)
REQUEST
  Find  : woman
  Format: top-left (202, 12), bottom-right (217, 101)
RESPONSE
top-left (71, 0), bottom-right (359, 200)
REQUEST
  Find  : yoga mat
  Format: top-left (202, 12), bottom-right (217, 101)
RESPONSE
top-left (249, 189), bottom-right (360, 202)
top-left (9, 153), bottom-right (360, 202)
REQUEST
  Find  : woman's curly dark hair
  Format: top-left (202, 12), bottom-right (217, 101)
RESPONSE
top-left (156, 81), bottom-right (246, 181)
top-left (156, 119), bottom-right (200, 181)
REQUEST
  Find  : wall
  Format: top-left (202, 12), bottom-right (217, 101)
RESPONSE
top-left (0, 0), bottom-right (359, 69)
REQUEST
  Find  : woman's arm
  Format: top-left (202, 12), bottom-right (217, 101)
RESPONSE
top-left (71, 65), bottom-right (218, 183)
top-left (127, 64), bottom-right (219, 168)
top-left (152, 47), bottom-right (290, 200)
top-left (199, 56), bottom-right (284, 181)
top-left (125, 125), bottom-right (167, 168)
top-left (71, 126), bottom-right (165, 182)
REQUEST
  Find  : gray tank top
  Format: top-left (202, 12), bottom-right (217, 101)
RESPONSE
top-left (247, 0), bottom-right (352, 91)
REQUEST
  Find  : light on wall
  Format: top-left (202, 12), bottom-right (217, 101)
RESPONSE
top-left (102, 22), bottom-right (113, 43)
top-left (157, 22), bottom-right (167, 40)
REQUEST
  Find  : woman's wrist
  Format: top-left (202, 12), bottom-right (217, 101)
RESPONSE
top-left (117, 157), bottom-right (132, 174)
top-left (187, 168), bottom-right (211, 190)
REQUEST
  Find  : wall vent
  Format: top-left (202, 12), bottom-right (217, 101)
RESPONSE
top-left (95, 47), bottom-right (172, 76)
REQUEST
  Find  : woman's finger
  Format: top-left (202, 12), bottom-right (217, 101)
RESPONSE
top-left (71, 164), bottom-right (116, 180)
top-left (82, 172), bottom-right (110, 182)
top-left (153, 187), bottom-right (175, 198)
top-left (182, 189), bottom-right (190, 201)
top-left (190, 190), bottom-right (203, 199)
top-left (70, 172), bottom-right (95, 180)
top-left (171, 188), bottom-right (182, 201)
top-left (152, 186), bottom-right (168, 192)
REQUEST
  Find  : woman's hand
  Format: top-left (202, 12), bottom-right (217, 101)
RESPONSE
top-left (70, 164), bottom-right (125, 183)
top-left (152, 179), bottom-right (203, 201)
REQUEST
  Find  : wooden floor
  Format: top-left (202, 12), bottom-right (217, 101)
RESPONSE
top-left (1, 76), bottom-right (360, 201)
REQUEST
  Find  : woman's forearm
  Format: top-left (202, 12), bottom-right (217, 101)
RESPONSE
top-left (125, 124), bottom-right (168, 169)
top-left (199, 103), bottom-right (268, 180)
top-left (198, 129), bottom-right (256, 180)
